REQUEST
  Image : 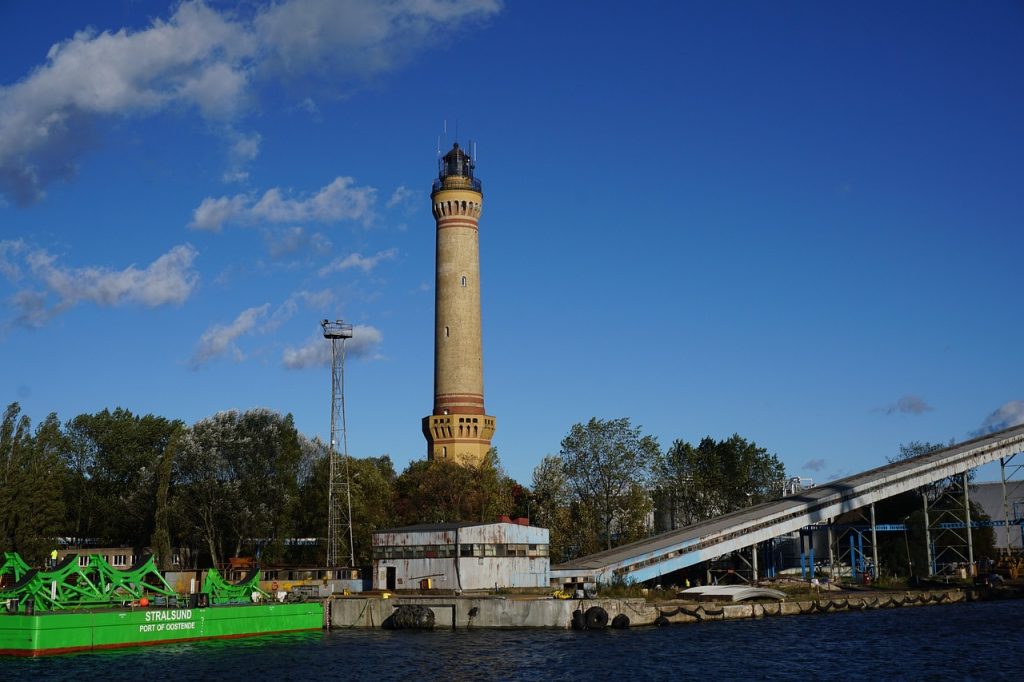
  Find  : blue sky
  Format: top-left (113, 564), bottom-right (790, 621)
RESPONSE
top-left (1, 0), bottom-right (1022, 486)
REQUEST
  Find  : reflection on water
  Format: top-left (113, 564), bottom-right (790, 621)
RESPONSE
top-left (6, 600), bottom-right (1023, 681)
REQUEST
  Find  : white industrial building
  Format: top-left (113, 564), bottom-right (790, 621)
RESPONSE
top-left (372, 520), bottom-right (550, 591)
top-left (971, 481), bottom-right (1024, 550)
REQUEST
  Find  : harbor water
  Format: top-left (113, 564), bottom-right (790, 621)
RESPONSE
top-left (4, 599), bottom-right (1022, 680)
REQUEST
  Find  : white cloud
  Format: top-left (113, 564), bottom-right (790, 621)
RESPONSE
top-left (282, 324), bottom-right (383, 369)
top-left (298, 97), bottom-right (320, 117)
top-left (190, 177), bottom-right (376, 231)
top-left (0, 2), bottom-right (253, 204)
top-left (973, 400), bottom-right (1024, 436)
top-left (222, 130), bottom-right (262, 183)
top-left (0, 0), bottom-right (502, 205)
top-left (2, 241), bottom-right (199, 327)
top-left (803, 458), bottom-right (826, 472)
top-left (190, 304), bottom-right (270, 368)
top-left (231, 132), bottom-right (262, 162)
top-left (251, 177), bottom-right (375, 224)
top-left (265, 289), bottom-right (335, 331)
top-left (874, 394), bottom-right (933, 416)
top-left (264, 227), bottom-right (331, 258)
top-left (10, 290), bottom-right (49, 329)
top-left (255, 0), bottom-right (501, 79)
top-left (386, 185), bottom-right (417, 209)
top-left (318, 248), bottom-right (397, 276)
top-left (0, 239), bottom-right (26, 280)
top-left (189, 194), bottom-right (250, 231)
top-left (222, 169), bottom-right (249, 183)
top-left (189, 289), bottom-right (338, 367)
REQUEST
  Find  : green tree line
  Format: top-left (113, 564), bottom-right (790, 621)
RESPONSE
top-left (0, 402), bottom-right (524, 568)
top-left (2, 403), bottom-right (794, 571)
top-left (532, 417), bottom-right (786, 562)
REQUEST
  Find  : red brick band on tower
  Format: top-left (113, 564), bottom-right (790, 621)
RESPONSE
top-left (434, 393), bottom-right (485, 415)
top-left (436, 219), bottom-right (479, 231)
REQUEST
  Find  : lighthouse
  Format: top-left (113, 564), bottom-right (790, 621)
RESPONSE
top-left (422, 142), bottom-right (496, 465)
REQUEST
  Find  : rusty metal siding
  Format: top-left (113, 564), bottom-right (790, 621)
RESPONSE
top-left (456, 556), bottom-right (549, 589)
top-left (458, 523), bottom-right (548, 545)
top-left (372, 530), bottom-right (456, 546)
top-left (375, 558), bottom-right (460, 589)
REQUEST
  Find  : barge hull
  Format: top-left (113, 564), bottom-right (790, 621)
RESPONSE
top-left (0, 602), bottom-right (323, 657)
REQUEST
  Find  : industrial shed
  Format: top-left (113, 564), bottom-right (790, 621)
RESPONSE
top-left (372, 520), bottom-right (550, 591)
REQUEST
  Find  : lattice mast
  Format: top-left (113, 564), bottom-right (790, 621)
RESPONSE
top-left (322, 319), bottom-right (355, 569)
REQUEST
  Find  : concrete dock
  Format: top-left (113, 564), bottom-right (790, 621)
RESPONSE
top-left (328, 588), bottom-right (967, 630)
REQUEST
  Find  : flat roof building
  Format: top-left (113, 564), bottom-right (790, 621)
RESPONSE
top-left (372, 520), bottom-right (549, 591)
top-left (971, 481), bottom-right (1024, 550)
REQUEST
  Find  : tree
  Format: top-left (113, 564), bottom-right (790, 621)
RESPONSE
top-left (175, 409), bottom-right (303, 567)
top-left (654, 434), bottom-right (785, 530)
top-left (150, 425), bottom-right (184, 569)
top-left (176, 416), bottom-right (234, 568)
top-left (292, 439), bottom-right (398, 566)
top-left (393, 449), bottom-right (519, 527)
top-left (64, 408), bottom-right (183, 547)
top-left (559, 418), bottom-right (659, 551)
top-left (530, 456), bottom-right (569, 535)
top-left (348, 456), bottom-right (398, 565)
top-left (0, 404), bottom-right (66, 563)
top-left (0, 403), bottom-right (29, 554)
top-left (476, 448), bottom-right (516, 523)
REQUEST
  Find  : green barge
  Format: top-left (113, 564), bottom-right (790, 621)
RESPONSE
top-left (0, 601), bottom-right (323, 656)
top-left (0, 552), bottom-right (323, 656)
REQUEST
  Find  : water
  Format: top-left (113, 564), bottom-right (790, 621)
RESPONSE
top-left (4, 600), bottom-right (1022, 681)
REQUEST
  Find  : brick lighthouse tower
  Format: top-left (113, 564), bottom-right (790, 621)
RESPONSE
top-left (422, 142), bottom-right (496, 465)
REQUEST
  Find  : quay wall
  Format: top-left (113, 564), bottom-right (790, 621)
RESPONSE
top-left (328, 589), bottom-right (966, 630)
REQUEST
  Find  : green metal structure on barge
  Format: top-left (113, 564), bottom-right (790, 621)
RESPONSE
top-left (0, 552), bottom-right (323, 656)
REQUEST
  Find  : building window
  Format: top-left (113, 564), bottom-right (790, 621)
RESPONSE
top-left (78, 555), bottom-right (90, 567)
top-left (442, 446), bottom-right (447, 458)
top-left (112, 554), bottom-right (127, 567)
top-left (461, 276), bottom-right (467, 287)
top-left (460, 544), bottom-right (473, 558)
top-left (445, 326), bottom-right (449, 338)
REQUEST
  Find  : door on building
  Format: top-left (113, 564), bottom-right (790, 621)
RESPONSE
top-left (386, 566), bottom-right (396, 591)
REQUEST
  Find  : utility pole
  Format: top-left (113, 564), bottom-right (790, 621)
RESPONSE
top-left (322, 319), bottom-right (355, 571)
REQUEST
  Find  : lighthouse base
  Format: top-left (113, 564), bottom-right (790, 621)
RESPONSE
top-left (422, 414), bottom-right (496, 467)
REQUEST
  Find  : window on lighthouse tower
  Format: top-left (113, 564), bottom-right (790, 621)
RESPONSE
top-left (461, 275), bottom-right (467, 287)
